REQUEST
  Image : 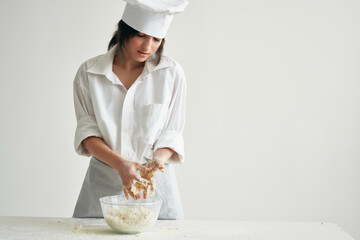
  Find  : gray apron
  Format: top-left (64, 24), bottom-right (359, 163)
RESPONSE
top-left (73, 156), bottom-right (184, 220)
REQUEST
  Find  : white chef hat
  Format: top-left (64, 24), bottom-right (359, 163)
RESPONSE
top-left (121, 0), bottom-right (189, 38)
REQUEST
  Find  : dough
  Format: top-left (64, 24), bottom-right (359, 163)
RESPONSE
top-left (105, 207), bottom-right (156, 233)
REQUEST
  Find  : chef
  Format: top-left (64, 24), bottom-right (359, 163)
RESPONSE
top-left (72, 0), bottom-right (188, 220)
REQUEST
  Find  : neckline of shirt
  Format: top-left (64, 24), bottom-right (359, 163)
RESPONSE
top-left (86, 44), bottom-right (171, 84)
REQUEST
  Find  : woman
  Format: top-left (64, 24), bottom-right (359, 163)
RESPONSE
top-left (72, 0), bottom-right (188, 219)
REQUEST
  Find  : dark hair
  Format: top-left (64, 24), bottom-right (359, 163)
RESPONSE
top-left (108, 20), bottom-right (165, 66)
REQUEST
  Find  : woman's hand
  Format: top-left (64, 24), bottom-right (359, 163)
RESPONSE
top-left (115, 148), bottom-right (174, 200)
top-left (146, 157), bottom-right (166, 173)
top-left (140, 158), bottom-right (167, 199)
top-left (116, 158), bottom-right (148, 200)
top-left (81, 137), bottom-right (148, 199)
top-left (147, 147), bottom-right (173, 173)
top-left (139, 148), bottom-right (174, 199)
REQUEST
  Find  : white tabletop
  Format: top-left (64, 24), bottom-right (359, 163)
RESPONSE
top-left (0, 216), bottom-right (354, 240)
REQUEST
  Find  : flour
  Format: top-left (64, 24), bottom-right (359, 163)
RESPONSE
top-left (104, 207), bottom-right (156, 233)
top-left (72, 223), bottom-right (83, 234)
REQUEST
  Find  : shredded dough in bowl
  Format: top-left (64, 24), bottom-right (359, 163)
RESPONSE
top-left (104, 207), bottom-right (156, 233)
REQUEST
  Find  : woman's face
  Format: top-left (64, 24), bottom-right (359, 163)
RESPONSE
top-left (124, 33), bottom-right (162, 63)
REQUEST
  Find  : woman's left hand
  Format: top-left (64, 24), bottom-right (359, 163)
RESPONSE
top-left (140, 158), bottom-right (167, 199)
top-left (146, 157), bottom-right (166, 173)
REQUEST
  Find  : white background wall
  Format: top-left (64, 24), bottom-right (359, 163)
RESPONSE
top-left (0, 0), bottom-right (359, 238)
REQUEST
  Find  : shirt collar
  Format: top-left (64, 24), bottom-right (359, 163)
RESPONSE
top-left (86, 44), bottom-right (171, 83)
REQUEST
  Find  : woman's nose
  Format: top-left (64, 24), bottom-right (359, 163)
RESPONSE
top-left (142, 38), bottom-right (152, 51)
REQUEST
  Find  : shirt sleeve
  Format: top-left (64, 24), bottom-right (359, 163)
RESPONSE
top-left (153, 63), bottom-right (187, 163)
top-left (73, 63), bottom-right (102, 157)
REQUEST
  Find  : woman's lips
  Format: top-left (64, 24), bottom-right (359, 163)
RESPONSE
top-left (138, 50), bottom-right (149, 56)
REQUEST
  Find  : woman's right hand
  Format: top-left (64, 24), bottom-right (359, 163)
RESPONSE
top-left (116, 158), bottom-right (148, 200)
top-left (81, 137), bottom-right (149, 200)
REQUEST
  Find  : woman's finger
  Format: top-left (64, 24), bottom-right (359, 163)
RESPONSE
top-left (133, 175), bottom-right (141, 182)
top-left (123, 185), bottom-right (130, 200)
top-left (150, 181), bottom-right (156, 195)
top-left (156, 163), bottom-right (166, 172)
top-left (139, 164), bottom-right (147, 171)
top-left (135, 163), bottom-right (146, 171)
top-left (135, 176), bottom-right (149, 186)
top-left (146, 166), bottom-right (156, 173)
top-left (128, 186), bottom-right (138, 199)
top-left (143, 186), bottom-right (148, 199)
top-left (145, 166), bottom-right (154, 173)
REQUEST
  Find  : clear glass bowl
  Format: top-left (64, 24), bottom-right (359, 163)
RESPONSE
top-left (99, 195), bottom-right (162, 234)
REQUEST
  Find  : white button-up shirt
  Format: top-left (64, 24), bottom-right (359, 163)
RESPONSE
top-left (73, 44), bottom-right (186, 164)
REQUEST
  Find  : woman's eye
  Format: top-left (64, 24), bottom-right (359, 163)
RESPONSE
top-left (154, 38), bottom-right (161, 42)
top-left (137, 33), bottom-right (145, 37)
